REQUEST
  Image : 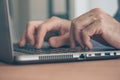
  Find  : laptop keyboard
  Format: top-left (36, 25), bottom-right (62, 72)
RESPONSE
top-left (13, 44), bottom-right (83, 54)
top-left (13, 43), bottom-right (116, 54)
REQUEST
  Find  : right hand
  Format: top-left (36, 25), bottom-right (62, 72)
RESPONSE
top-left (18, 16), bottom-right (71, 48)
top-left (70, 8), bottom-right (120, 49)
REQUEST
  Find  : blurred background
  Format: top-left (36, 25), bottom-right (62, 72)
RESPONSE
top-left (10, 0), bottom-right (119, 42)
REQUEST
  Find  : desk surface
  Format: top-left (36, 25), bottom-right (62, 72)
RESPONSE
top-left (0, 59), bottom-right (120, 80)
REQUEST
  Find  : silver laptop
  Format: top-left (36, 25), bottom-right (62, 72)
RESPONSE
top-left (0, 0), bottom-right (120, 64)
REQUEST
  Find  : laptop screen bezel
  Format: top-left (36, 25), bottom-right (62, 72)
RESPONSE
top-left (0, 0), bottom-right (14, 63)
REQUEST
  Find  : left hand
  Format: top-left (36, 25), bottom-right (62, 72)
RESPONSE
top-left (18, 16), bottom-right (71, 48)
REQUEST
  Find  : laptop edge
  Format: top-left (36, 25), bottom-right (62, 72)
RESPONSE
top-left (0, 0), bottom-right (120, 64)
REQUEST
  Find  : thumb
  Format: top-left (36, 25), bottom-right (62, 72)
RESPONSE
top-left (49, 33), bottom-right (70, 48)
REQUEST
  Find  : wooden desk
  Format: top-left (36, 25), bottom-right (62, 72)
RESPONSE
top-left (0, 59), bottom-right (120, 80)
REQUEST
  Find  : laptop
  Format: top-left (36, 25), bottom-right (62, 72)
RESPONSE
top-left (0, 0), bottom-right (120, 64)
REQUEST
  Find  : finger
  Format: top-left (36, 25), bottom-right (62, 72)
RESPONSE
top-left (42, 16), bottom-right (71, 32)
top-left (81, 30), bottom-right (93, 49)
top-left (35, 25), bottom-right (47, 48)
top-left (18, 32), bottom-right (26, 47)
top-left (70, 11), bottom-right (97, 48)
top-left (74, 29), bottom-right (84, 48)
top-left (26, 21), bottom-right (44, 46)
top-left (49, 33), bottom-right (69, 48)
top-left (35, 17), bottom-right (70, 48)
top-left (81, 21), bottom-right (102, 49)
top-left (70, 23), bottom-right (76, 48)
top-left (26, 24), bottom-right (36, 46)
top-left (73, 10), bottom-right (98, 30)
top-left (76, 15), bottom-right (97, 29)
top-left (35, 20), bottom-right (58, 48)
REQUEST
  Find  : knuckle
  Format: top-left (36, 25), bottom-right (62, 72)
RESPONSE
top-left (50, 16), bottom-right (60, 20)
top-left (26, 21), bottom-right (34, 29)
top-left (72, 19), bottom-right (76, 24)
top-left (96, 15), bottom-right (104, 24)
top-left (49, 38), bottom-right (58, 48)
top-left (98, 17), bottom-right (104, 24)
top-left (38, 24), bottom-right (43, 29)
top-left (81, 29), bottom-right (87, 35)
top-left (71, 20), bottom-right (78, 29)
top-left (90, 8), bottom-right (105, 23)
top-left (86, 8), bottom-right (106, 25)
top-left (71, 18), bottom-right (85, 29)
top-left (91, 8), bottom-right (105, 19)
top-left (74, 26), bottom-right (80, 31)
top-left (97, 14), bottom-right (104, 21)
top-left (91, 8), bottom-right (103, 14)
top-left (26, 21), bottom-right (33, 27)
top-left (38, 24), bottom-right (46, 30)
top-left (72, 19), bottom-right (78, 25)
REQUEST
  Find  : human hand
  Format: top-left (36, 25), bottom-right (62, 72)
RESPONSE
top-left (70, 8), bottom-right (120, 49)
top-left (18, 16), bottom-right (71, 48)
